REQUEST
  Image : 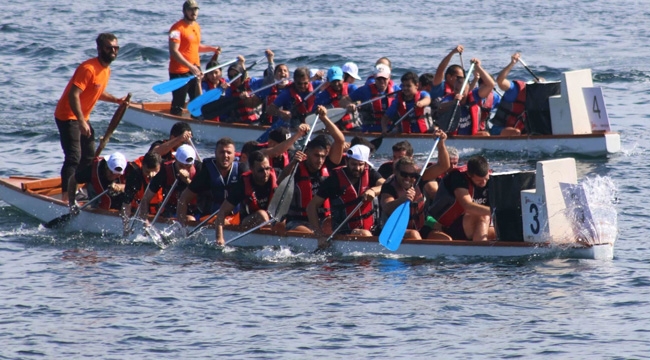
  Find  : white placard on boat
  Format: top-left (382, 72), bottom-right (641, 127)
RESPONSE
top-left (521, 192), bottom-right (548, 242)
top-left (582, 87), bottom-right (611, 131)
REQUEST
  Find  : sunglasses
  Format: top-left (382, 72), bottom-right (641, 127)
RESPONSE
top-left (104, 45), bottom-right (120, 51)
top-left (399, 171), bottom-right (419, 179)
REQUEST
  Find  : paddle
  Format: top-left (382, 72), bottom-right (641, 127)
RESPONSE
top-left (125, 182), bottom-right (151, 235)
top-left (255, 81), bottom-right (326, 143)
top-left (187, 209), bottom-right (219, 237)
top-left (324, 201), bottom-right (365, 245)
top-left (518, 58), bottom-right (541, 82)
top-left (188, 57), bottom-right (265, 116)
top-left (200, 77), bottom-right (288, 119)
top-left (94, 93), bottom-right (132, 157)
top-left (144, 179), bottom-right (178, 238)
top-left (444, 62), bottom-right (475, 133)
top-left (152, 58), bottom-right (237, 95)
top-left (369, 107), bottom-right (415, 150)
top-left (44, 189), bottom-right (110, 229)
top-left (304, 107), bottom-right (347, 126)
top-left (379, 137), bottom-right (441, 251)
top-left (188, 138), bottom-right (202, 162)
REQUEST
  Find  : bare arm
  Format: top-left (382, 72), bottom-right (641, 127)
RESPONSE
top-left (214, 200), bottom-right (236, 245)
top-left (316, 105), bottom-right (345, 164)
top-left (422, 130), bottom-right (450, 181)
top-left (306, 195), bottom-right (327, 236)
top-left (151, 131), bottom-right (192, 158)
top-left (471, 59), bottom-right (496, 99)
top-left (455, 188), bottom-right (491, 216)
top-left (176, 187), bottom-right (197, 227)
top-left (169, 39), bottom-right (201, 76)
top-left (277, 152), bottom-right (303, 184)
top-left (433, 45), bottom-right (464, 86)
top-left (67, 85), bottom-right (91, 137)
top-left (496, 53), bottom-right (520, 91)
top-left (261, 123), bottom-right (309, 158)
top-left (138, 188), bottom-right (156, 221)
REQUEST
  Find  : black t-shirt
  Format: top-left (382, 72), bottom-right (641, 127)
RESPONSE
top-left (226, 175), bottom-right (274, 216)
top-left (148, 139), bottom-right (173, 162)
top-left (316, 167), bottom-right (383, 200)
top-left (377, 161), bottom-right (394, 179)
top-left (442, 170), bottom-right (490, 206)
top-left (324, 154), bottom-right (345, 173)
top-left (75, 159), bottom-right (124, 210)
top-left (122, 162), bottom-right (145, 204)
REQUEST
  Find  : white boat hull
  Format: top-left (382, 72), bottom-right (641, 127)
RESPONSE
top-left (122, 103), bottom-right (621, 157)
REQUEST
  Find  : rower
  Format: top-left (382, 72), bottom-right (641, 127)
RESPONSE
top-left (381, 71), bottom-right (431, 134)
top-left (315, 66), bottom-right (356, 131)
top-left (149, 121), bottom-right (194, 162)
top-left (342, 62), bottom-right (361, 93)
top-left (377, 140), bottom-right (415, 179)
top-left (221, 56), bottom-right (265, 124)
top-left (431, 44), bottom-right (465, 99)
top-left (427, 155), bottom-right (495, 241)
top-left (198, 49), bottom-right (228, 121)
top-left (68, 152), bottom-right (127, 213)
top-left (176, 137), bottom-right (241, 227)
top-left (364, 57), bottom-right (393, 85)
top-left (120, 151), bottom-right (163, 222)
top-left (138, 144), bottom-right (201, 222)
top-left (268, 67), bottom-right (322, 129)
top-left (238, 123), bottom-right (310, 173)
top-left (214, 151), bottom-right (278, 245)
top-left (307, 144), bottom-right (384, 248)
top-left (349, 64), bottom-right (399, 133)
top-left (259, 51), bottom-right (291, 125)
top-left (491, 52), bottom-right (538, 136)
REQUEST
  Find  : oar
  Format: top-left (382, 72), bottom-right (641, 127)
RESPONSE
top-left (125, 181), bottom-right (152, 235)
top-left (304, 107), bottom-right (347, 127)
top-left (369, 107), bottom-right (415, 150)
top-left (145, 179), bottom-right (178, 235)
top-left (94, 93), bottom-right (132, 157)
top-left (445, 62), bottom-right (475, 133)
top-left (199, 77), bottom-right (288, 119)
top-left (324, 201), bottom-right (365, 245)
top-left (379, 136), bottom-right (441, 251)
top-left (224, 218), bottom-right (275, 246)
top-left (188, 57), bottom-right (265, 116)
top-left (152, 59), bottom-right (237, 95)
top-left (187, 209), bottom-right (219, 237)
top-left (188, 138), bottom-right (202, 162)
top-left (44, 189), bottom-right (110, 229)
top-left (255, 81), bottom-right (326, 143)
top-left (518, 58), bottom-right (541, 82)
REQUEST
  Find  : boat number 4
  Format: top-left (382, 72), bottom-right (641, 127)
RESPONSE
top-left (582, 87), bottom-right (611, 131)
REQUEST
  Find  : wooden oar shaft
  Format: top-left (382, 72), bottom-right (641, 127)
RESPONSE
top-left (447, 62), bottom-right (475, 132)
top-left (95, 93), bottom-right (132, 158)
top-left (518, 58), bottom-right (541, 82)
top-left (326, 201), bottom-right (365, 244)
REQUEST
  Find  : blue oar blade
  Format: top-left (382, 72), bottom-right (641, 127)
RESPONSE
top-left (152, 77), bottom-right (192, 95)
top-left (187, 88), bottom-right (223, 116)
top-left (379, 201), bottom-right (411, 251)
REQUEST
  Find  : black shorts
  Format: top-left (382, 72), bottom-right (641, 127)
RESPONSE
top-left (444, 215), bottom-right (469, 240)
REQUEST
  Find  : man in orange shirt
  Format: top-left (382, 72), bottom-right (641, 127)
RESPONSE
top-left (54, 33), bottom-right (126, 200)
top-left (168, 0), bottom-right (219, 116)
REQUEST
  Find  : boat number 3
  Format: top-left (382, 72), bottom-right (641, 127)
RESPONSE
top-left (592, 96), bottom-right (601, 119)
top-left (529, 203), bottom-right (540, 234)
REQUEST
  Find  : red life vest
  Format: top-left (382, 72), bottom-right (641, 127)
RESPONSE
top-left (264, 81), bottom-right (291, 124)
top-left (330, 167), bottom-right (374, 231)
top-left (241, 169), bottom-right (278, 213)
top-left (288, 82), bottom-right (315, 123)
top-left (128, 156), bottom-right (163, 214)
top-left (288, 161), bottom-right (330, 221)
top-left (368, 83), bottom-right (394, 123)
top-left (230, 78), bottom-right (258, 123)
top-left (382, 175), bottom-right (424, 230)
top-left (163, 160), bottom-right (196, 208)
top-left (259, 142), bottom-right (290, 170)
top-left (443, 81), bottom-right (455, 97)
top-left (429, 168), bottom-right (475, 227)
top-left (90, 157), bottom-right (125, 210)
top-left (467, 90), bottom-right (495, 134)
top-left (366, 75), bottom-right (395, 91)
top-left (397, 91), bottom-right (427, 134)
top-left (492, 80), bottom-right (526, 130)
top-left (325, 86), bottom-right (353, 130)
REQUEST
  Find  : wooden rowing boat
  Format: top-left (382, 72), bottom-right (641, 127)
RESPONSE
top-left (0, 158), bottom-right (616, 260)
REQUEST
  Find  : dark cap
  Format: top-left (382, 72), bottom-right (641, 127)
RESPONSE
top-left (268, 127), bottom-right (290, 144)
top-left (228, 63), bottom-right (245, 76)
top-left (183, 0), bottom-right (199, 10)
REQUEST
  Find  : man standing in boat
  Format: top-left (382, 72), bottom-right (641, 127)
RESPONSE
top-left (176, 137), bottom-right (242, 227)
top-left (307, 144), bottom-right (384, 248)
top-left (168, 0), bottom-right (219, 116)
top-left (54, 33), bottom-right (127, 201)
top-left (214, 151), bottom-right (278, 246)
top-left (427, 155), bottom-right (495, 241)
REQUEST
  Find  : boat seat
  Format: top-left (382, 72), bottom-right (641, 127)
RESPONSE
top-left (21, 177), bottom-right (62, 195)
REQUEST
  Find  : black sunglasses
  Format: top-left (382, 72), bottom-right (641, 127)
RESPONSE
top-left (104, 45), bottom-right (120, 51)
top-left (399, 171), bottom-right (419, 179)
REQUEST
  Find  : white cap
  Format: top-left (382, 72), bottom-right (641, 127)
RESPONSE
top-left (342, 62), bottom-right (361, 80)
top-left (374, 64), bottom-right (391, 79)
top-left (175, 144), bottom-right (196, 165)
top-left (107, 152), bottom-right (127, 175)
top-left (347, 144), bottom-right (373, 167)
top-left (309, 68), bottom-right (320, 78)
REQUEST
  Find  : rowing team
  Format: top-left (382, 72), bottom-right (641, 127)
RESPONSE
top-left (178, 46), bottom-right (537, 138)
top-left (73, 114), bottom-right (497, 247)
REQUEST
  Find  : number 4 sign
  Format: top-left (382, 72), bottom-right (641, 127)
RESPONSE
top-left (582, 87), bottom-right (611, 131)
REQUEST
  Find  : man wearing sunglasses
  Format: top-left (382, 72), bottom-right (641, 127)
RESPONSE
top-left (55, 33), bottom-right (127, 201)
top-left (215, 151), bottom-right (278, 245)
top-left (67, 152), bottom-right (127, 213)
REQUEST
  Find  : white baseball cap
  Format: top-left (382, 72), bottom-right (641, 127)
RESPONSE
top-left (107, 152), bottom-right (127, 175)
top-left (175, 144), bottom-right (196, 165)
top-left (347, 144), bottom-right (373, 167)
top-left (342, 62), bottom-right (361, 80)
top-left (374, 64), bottom-right (391, 79)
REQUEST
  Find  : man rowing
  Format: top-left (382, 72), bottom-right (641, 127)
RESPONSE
top-left (120, 151), bottom-right (163, 228)
top-left (55, 32), bottom-right (126, 201)
top-left (381, 71), bottom-right (431, 134)
top-left (349, 64), bottom-right (399, 132)
top-left (214, 151), bottom-right (278, 245)
top-left (168, 0), bottom-right (219, 116)
top-left (492, 52), bottom-right (532, 136)
top-left (268, 67), bottom-right (322, 128)
top-left (315, 66), bottom-right (356, 131)
top-left (68, 152), bottom-right (127, 213)
top-left (307, 144), bottom-right (384, 248)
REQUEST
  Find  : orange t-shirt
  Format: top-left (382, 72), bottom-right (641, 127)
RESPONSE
top-left (54, 57), bottom-right (110, 121)
top-left (168, 19), bottom-right (201, 74)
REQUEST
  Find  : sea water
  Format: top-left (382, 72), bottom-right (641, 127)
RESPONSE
top-left (1, 0), bottom-right (650, 358)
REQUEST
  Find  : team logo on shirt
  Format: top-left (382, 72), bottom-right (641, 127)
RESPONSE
top-left (169, 30), bottom-right (181, 40)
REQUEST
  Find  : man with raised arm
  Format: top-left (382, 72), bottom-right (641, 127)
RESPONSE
top-left (492, 52), bottom-right (530, 136)
top-left (168, 0), bottom-right (219, 116)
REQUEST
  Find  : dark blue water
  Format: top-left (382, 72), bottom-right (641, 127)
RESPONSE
top-left (1, 0), bottom-right (649, 358)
